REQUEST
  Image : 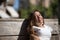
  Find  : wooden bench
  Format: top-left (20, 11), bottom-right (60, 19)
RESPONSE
top-left (0, 19), bottom-right (59, 40)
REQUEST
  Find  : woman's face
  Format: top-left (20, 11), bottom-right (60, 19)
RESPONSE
top-left (34, 11), bottom-right (43, 23)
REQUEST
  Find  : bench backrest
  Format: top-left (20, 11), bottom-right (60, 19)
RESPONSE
top-left (0, 19), bottom-right (59, 40)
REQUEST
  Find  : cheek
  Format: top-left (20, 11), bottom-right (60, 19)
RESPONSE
top-left (40, 18), bottom-right (43, 21)
top-left (39, 16), bottom-right (43, 21)
top-left (36, 16), bottom-right (38, 21)
top-left (35, 16), bottom-right (39, 21)
top-left (40, 16), bottom-right (43, 19)
top-left (40, 18), bottom-right (43, 20)
top-left (40, 19), bottom-right (44, 23)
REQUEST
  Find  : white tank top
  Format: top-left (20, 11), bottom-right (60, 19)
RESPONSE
top-left (33, 25), bottom-right (53, 40)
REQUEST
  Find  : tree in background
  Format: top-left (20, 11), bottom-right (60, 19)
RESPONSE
top-left (20, 0), bottom-right (58, 19)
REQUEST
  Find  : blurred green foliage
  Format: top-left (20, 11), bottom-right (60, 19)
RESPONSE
top-left (20, 9), bottom-right (29, 18)
top-left (20, 0), bottom-right (58, 18)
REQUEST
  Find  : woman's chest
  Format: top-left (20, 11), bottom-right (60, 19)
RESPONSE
top-left (39, 27), bottom-right (51, 36)
top-left (33, 26), bottom-right (52, 37)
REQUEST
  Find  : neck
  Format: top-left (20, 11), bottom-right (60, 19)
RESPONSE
top-left (36, 22), bottom-right (44, 27)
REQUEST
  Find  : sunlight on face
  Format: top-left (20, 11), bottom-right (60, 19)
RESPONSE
top-left (34, 11), bottom-right (43, 23)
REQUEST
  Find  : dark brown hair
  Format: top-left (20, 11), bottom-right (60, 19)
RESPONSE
top-left (27, 9), bottom-right (44, 35)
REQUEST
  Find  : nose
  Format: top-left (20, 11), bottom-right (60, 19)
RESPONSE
top-left (39, 16), bottom-right (43, 18)
top-left (38, 16), bottom-right (43, 20)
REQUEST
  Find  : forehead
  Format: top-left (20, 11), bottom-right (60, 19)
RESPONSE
top-left (34, 11), bottom-right (41, 15)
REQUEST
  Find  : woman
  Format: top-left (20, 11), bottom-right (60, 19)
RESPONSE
top-left (27, 10), bottom-right (53, 40)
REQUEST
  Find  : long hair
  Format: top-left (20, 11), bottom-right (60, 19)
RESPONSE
top-left (27, 10), bottom-right (44, 35)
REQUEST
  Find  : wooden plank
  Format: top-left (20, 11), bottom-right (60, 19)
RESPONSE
top-left (0, 36), bottom-right (18, 40)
